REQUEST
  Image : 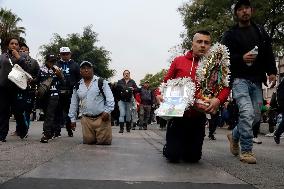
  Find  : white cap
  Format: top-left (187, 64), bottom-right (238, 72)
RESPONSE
top-left (59, 47), bottom-right (71, 53)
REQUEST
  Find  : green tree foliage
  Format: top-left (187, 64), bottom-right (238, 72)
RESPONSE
top-left (140, 69), bottom-right (167, 89)
top-left (0, 8), bottom-right (26, 52)
top-left (178, 0), bottom-right (284, 54)
top-left (40, 25), bottom-right (115, 79)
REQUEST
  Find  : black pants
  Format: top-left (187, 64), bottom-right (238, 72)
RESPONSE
top-left (275, 112), bottom-right (284, 137)
top-left (0, 86), bottom-right (15, 140)
top-left (252, 121), bottom-right (261, 138)
top-left (163, 115), bottom-right (206, 162)
top-left (208, 113), bottom-right (220, 136)
top-left (43, 95), bottom-right (60, 137)
top-left (56, 92), bottom-right (72, 133)
top-left (157, 116), bottom-right (167, 129)
top-left (11, 90), bottom-right (30, 138)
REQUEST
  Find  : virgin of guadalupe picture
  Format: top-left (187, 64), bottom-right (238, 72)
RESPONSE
top-left (155, 78), bottom-right (196, 119)
top-left (195, 43), bottom-right (230, 108)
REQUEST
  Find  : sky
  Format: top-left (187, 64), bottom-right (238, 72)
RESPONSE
top-left (0, 0), bottom-right (187, 83)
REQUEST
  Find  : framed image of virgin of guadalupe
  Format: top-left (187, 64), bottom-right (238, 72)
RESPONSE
top-left (155, 78), bottom-right (196, 118)
top-left (194, 43), bottom-right (230, 111)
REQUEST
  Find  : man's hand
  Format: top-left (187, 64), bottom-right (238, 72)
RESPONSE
top-left (268, 74), bottom-right (277, 88)
top-left (156, 95), bottom-right (164, 104)
top-left (101, 112), bottom-right (110, 122)
top-left (70, 122), bottom-right (76, 131)
top-left (52, 66), bottom-right (64, 78)
top-left (243, 52), bottom-right (257, 63)
top-left (11, 49), bottom-right (21, 60)
top-left (204, 97), bottom-right (220, 114)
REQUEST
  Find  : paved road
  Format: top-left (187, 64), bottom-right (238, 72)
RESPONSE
top-left (0, 121), bottom-right (283, 189)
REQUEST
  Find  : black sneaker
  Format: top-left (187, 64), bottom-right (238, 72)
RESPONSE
top-left (40, 135), bottom-right (51, 143)
top-left (0, 138), bottom-right (6, 142)
top-left (53, 133), bottom-right (61, 139)
top-left (67, 130), bottom-right (73, 137)
top-left (209, 135), bottom-right (216, 140)
top-left (274, 135), bottom-right (280, 144)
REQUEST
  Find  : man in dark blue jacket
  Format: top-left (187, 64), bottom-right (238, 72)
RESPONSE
top-left (56, 47), bottom-right (80, 137)
top-left (39, 54), bottom-right (65, 143)
top-left (222, 0), bottom-right (277, 164)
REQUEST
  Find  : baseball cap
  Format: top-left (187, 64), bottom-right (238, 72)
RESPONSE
top-left (80, 61), bottom-right (93, 68)
top-left (234, 0), bottom-right (251, 13)
top-left (45, 54), bottom-right (57, 62)
top-left (59, 47), bottom-right (71, 53)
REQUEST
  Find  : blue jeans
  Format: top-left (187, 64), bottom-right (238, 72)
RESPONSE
top-left (232, 78), bottom-right (263, 152)
top-left (118, 100), bottom-right (132, 123)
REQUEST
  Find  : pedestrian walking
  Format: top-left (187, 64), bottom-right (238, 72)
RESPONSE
top-left (274, 78), bottom-right (284, 144)
top-left (222, 0), bottom-right (277, 164)
top-left (56, 47), bottom-right (80, 137)
top-left (0, 37), bottom-right (28, 142)
top-left (38, 54), bottom-right (65, 143)
top-left (117, 70), bottom-right (137, 133)
top-left (136, 81), bottom-right (155, 130)
top-left (11, 43), bottom-right (40, 138)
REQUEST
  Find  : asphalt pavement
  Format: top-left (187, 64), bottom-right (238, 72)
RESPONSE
top-left (0, 121), bottom-right (283, 189)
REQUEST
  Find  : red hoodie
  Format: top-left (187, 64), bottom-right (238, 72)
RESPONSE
top-left (164, 51), bottom-right (231, 117)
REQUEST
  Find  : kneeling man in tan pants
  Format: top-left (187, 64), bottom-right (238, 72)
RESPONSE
top-left (68, 61), bottom-right (114, 145)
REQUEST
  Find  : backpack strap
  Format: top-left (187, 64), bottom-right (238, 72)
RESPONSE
top-left (74, 81), bottom-right (80, 91)
top-left (74, 78), bottom-right (106, 101)
top-left (98, 77), bottom-right (106, 101)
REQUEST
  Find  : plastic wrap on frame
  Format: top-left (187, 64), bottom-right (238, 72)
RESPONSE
top-left (155, 77), bottom-right (196, 118)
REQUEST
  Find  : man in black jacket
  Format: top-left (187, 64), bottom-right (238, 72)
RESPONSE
top-left (55, 47), bottom-right (80, 137)
top-left (11, 43), bottom-right (40, 137)
top-left (117, 70), bottom-right (137, 133)
top-left (222, 0), bottom-right (277, 164)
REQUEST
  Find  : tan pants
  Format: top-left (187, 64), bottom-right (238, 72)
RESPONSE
top-left (81, 115), bottom-right (112, 145)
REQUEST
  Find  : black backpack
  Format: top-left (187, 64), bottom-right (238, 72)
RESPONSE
top-left (75, 77), bottom-right (106, 100)
top-left (276, 78), bottom-right (284, 111)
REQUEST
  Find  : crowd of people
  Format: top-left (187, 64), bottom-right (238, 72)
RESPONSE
top-left (0, 0), bottom-right (283, 166)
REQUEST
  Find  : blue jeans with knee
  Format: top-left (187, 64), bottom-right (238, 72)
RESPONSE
top-left (118, 100), bottom-right (132, 123)
top-left (232, 78), bottom-right (263, 152)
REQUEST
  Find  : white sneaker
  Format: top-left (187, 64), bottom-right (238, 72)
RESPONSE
top-left (265, 133), bottom-right (274, 137)
top-left (253, 137), bottom-right (262, 144)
